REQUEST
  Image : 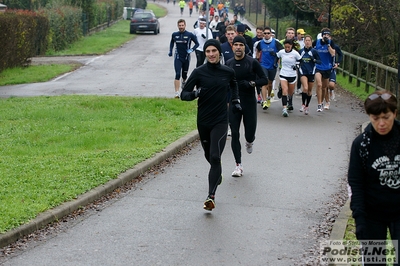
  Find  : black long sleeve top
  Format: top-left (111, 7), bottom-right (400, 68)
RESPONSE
top-left (348, 120), bottom-right (400, 222)
top-left (226, 55), bottom-right (268, 96)
top-left (180, 61), bottom-right (239, 126)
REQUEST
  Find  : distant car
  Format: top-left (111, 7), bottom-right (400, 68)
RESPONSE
top-left (130, 10), bottom-right (160, 35)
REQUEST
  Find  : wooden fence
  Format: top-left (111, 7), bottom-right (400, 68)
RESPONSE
top-left (338, 51), bottom-right (399, 98)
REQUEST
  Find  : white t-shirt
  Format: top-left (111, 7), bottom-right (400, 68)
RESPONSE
top-left (209, 20), bottom-right (219, 32)
top-left (276, 49), bottom-right (301, 77)
top-left (193, 27), bottom-right (213, 51)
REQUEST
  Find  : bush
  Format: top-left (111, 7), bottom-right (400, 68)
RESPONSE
top-left (39, 6), bottom-right (83, 52)
top-left (0, 10), bottom-right (49, 73)
top-left (89, 0), bottom-right (124, 29)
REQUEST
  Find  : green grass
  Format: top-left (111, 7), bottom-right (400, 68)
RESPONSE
top-left (0, 96), bottom-right (197, 233)
top-left (336, 73), bottom-right (370, 101)
top-left (0, 3), bottom-right (194, 234)
top-left (0, 64), bottom-right (80, 86)
top-left (46, 3), bottom-right (166, 56)
top-left (0, 3), bottom-right (167, 86)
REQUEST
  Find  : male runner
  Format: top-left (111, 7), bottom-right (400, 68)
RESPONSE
top-left (181, 39), bottom-right (241, 211)
top-left (312, 28), bottom-right (336, 112)
top-left (226, 36), bottom-right (268, 177)
top-left (255, 26), bottom-right (283, 110)
top-left (168, 19), bottom-right (199, 98)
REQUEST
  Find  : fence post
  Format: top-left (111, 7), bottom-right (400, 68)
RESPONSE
top-left (365, 61), bottom-right (371, 93)
top-left (82, 12), bottom-right (88, 36)
top-left (356, 59), bottom-right (361, 87)
top-left (348, 55), bottom-right (353, 83)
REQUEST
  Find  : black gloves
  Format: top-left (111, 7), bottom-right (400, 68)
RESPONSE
top-left (193, 87), bottom-right (203, 98)
top-left (168, 51), bottom-right (172, 57)
top-left (238, 80), bottom-right (256, 89)
top-left (323, 37), bottom-right (331, 46)
top-left (194, 88), bottom-right (201, 98)
top-left (231, 99), bottom-right (242, 114)
top-left (238, 80), bottom-right (250, 89)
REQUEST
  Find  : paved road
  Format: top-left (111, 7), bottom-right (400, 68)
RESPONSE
top-left (0, 3), bottom-right (367, 265)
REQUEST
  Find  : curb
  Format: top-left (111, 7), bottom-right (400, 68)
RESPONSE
top-left (0, 130), bottom-right (199, 249)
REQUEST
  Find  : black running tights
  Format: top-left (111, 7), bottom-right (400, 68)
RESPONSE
top-left (197, 122), bottom-right (228, 197)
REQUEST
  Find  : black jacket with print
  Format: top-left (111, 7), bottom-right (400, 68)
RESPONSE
top-left (348, 120), bottom-right (400, 222)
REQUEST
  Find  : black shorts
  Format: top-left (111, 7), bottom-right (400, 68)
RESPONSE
top-left (279, 75), bottom-right (296, 84)
top-left (262, 67), bottom-right (277, 82)
top-left (300, 74), bottom-right (315, 83)
top-left (316, 69), bottom-right (331, 79)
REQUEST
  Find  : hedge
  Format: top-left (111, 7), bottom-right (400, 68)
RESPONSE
top-left (0, 0), bottom-right (124, 73)
top-left (39, 6), bottom-right (83, 52)
top-left (0, 10), bottom-right (49, 73)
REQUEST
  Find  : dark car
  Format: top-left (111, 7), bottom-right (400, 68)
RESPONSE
top-left (130, 10), bottom-right (160, 35)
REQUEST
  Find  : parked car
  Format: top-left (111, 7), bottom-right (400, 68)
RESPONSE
top-left (130, 10), bottom-right (160, 35)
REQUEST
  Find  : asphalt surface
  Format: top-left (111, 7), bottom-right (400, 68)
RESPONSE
top-left (0, 2), bottom-right (367, 265)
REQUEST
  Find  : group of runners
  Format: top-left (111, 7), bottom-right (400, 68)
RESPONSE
top-left (253, 26), bottom-right (342, 116)
top-left (168, 19), bottom-right (342, 210)
top-left (177, 0), bottom-right (232, 18)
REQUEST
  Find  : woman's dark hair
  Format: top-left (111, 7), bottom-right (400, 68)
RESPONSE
top-left (283, 39), bottom-right (293, 46)
top-left (364, 90), bottom-right (397, 115)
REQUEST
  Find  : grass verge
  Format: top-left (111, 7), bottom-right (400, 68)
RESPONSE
top-left (0, 64), bottom-right (80, 86)
top-left (0, 3), bottom-right (166, 86)
top-left (0, 95), bottom-right (197, 233)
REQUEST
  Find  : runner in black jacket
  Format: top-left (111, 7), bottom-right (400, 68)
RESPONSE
top-left (181, 39), bottom-right (241, 211)
top-left (226, 36), bottom-right (268, 177)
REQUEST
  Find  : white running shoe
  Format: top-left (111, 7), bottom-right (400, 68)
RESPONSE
top-left (227, 128), bottom-right (231, 136)
top-left (317, 104), bottom-right (323, 112)
top-left (299, 105), bottom-right (305, 112)
top-left (282, 107), bottom-right (289, 117)
top-left (174, 91), bottom-right (180, 98)
top-left (324, 102), bottom-right (330, 110)
top-left (304, 106), bottom-right (309, 115)
top-left (245, 142), bottom-right (253, 154)
top-left (232, 164), bottom-right (243, 177)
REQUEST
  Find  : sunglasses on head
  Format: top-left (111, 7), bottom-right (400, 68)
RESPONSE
top-left (368, 93), bottom-right (392, 101)
top-left (263, 32), bottom-right (271, 35)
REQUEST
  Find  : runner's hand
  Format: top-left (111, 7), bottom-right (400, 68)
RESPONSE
top-left (194, 87), bottom-right (202, 98)
top-left (232, 99), bottom-right (242, 114)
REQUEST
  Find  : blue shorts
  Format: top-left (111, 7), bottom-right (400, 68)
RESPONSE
top-left (329, 69), bottom-right (337, 83)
